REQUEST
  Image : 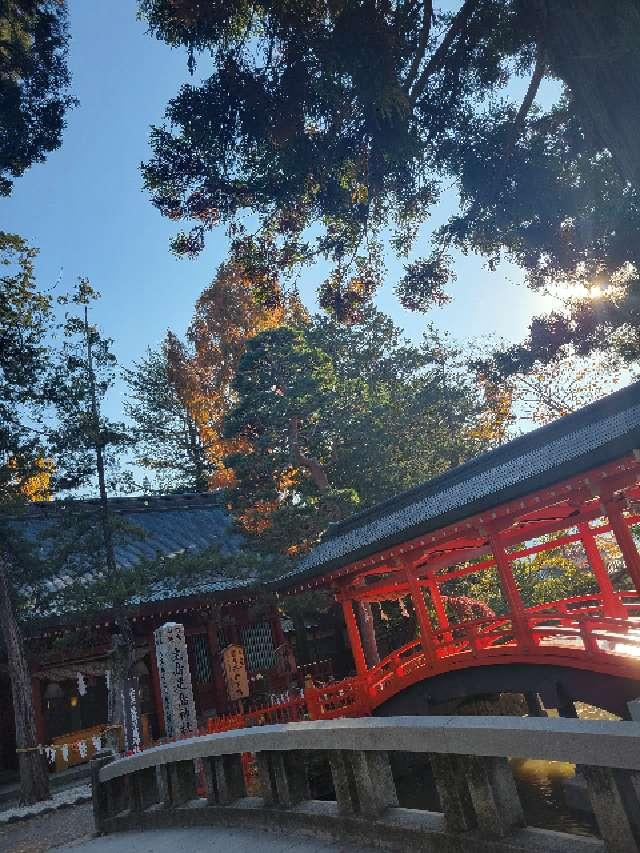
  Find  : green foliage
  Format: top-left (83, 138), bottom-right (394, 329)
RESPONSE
top-left (0, 0), bottom-right (74, 195)
top-left (224, 307), bottom-right (483, 554)
top-left (124, 345), bottom-right (213, 493)
top-left (445, 543), bottom-right (598, 617)
top-left (48, 280), bottom-right (134, 496)
top-left (0, 232), bottom-right (53, 503)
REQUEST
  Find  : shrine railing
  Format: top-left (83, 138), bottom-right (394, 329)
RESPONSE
top-left (205, 694), bottom-right (307, 734)
top-left (313, 591), bottom-right (640, 717)
top-left (193, 592), bottom-right (640, 732)
top-left (92, 715), bottom-right (640, 853)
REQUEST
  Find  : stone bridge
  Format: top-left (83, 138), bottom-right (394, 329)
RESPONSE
top-left (92, 715), bottom-right (640, 853)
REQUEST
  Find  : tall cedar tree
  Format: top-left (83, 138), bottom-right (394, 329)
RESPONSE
top-left (0, 0), bottom-right (74, 195)
top-left (0, 232), bottom-right (52, 804)
top-left (223, 310), bottom-right (483, 556)
top-left (48, 281), bottom-right (137, 732)
top-left (140, 0), bottom-right (640, 358)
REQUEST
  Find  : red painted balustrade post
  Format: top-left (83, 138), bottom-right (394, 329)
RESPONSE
top-left (602, 496), bottom-right (640, 591)
top-left (578, 522), bottom-right (625, 617)
top-left (488, 533), bottom-right (532, 649)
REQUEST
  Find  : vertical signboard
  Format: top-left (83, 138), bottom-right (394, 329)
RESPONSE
top-left (122, 676), bottom-right (142, 753)
top-left (154, 622), bottom-right (197, 738)
top-left (222, 644), bottom-right (249, 701)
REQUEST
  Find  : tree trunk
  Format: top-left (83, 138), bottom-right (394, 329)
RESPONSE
top-left (107, 615), bottom-right (135, 739)
top-left (84, 306), bottom-right (136, 743)
top-left (542, 0), bottom-right (640, 185)
top-left (288, 417), bottom-right (330, 492)
top-left (0, 551), bottom-right (50, 805)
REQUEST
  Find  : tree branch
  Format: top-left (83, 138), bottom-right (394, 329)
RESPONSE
top-left (410, 0), bottom-right (481, 103)
top-left (489, 43), bottom-right (546, 199)
top-left (288, 416), bottom-right (329, 492)
top-left (404, 0), bottom-right (434, 92)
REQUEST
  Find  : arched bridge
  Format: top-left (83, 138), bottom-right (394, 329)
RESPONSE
top-left (284, 383), bottom-right (640, 720)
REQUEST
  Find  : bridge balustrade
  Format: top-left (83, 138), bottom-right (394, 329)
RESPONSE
top-left (305, 591), bottom-right (640, 718)
top-left (93, 715), bottom-right (640, 853)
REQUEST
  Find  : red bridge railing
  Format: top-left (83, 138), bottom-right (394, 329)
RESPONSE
top-left (199, 592), bottom-right (640, 734)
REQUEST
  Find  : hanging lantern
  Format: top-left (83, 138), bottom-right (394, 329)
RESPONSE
top-left (44, 682), bottom-right (64, 700)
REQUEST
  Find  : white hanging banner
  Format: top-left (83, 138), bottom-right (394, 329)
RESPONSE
top-left (154, 622), bottom-right (197, 739)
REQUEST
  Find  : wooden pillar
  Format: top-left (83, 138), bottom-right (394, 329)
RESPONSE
top-left (31, 677), bottom-right (45, 744)
top-left (355, 601), bottom-right (379, 667)
top-left (405, 568), bottom-right (437, 664)
top-left (578, 522), bottom-right (624, 617)
top-left (341, 599), bottom-right (368, 676)
top-left (148, 633), bottom-right (165, 738)
top-left (488, 534), bottom-right (531, 648)
top-left (603, 497), bottom-right (640, 591)
top-left (270, 613), bottom-right (286, 648)
top-left (207, 620), bottom-right (228, 713)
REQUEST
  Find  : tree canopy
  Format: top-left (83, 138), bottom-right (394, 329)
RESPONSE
top-left (223, 308), bottom-right (486, 555)
top-left (0, 0), bottom-right (74, 195)
top-left (139, 0), bottom-right (640, 341)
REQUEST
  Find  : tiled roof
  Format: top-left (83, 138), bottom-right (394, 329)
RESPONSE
top-left (9, 494), bottom-right (250, 607)
top-left (281, 379), bottom-right (640, 585)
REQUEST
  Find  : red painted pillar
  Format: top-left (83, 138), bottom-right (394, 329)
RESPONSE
top-left (428, 579), bottom-right (450, 631)
top-left (148, 633), bottom-right (165, 738)
top-left (31, 677), bottom-right (45, 744)
top-left (603, 498), bottom-right (640, 591)
top-left (355, 601), bottom-right (379, 667)
top-left (578, 522), bottom-right (624, 616)
top-left (489, 534), bottom-right (531, 648)
top-left (404, 569), bottom-right (437, 663)
top-left (340, 598), bottom-right (368, 676)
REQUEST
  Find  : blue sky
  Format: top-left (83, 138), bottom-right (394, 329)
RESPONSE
top-left (2, 1), bottom-right (557, 422)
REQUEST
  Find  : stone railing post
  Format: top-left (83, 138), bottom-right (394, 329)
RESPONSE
top-left (202, 753), bottom-right (246, 805)
top-left (583, 765), bottom-right (640, 853)
top-left (463, 755), bottom-right (524, 837)
top-left (128, 766), bottom-right (160, 815)
top-left (91, 750), bottom-right (115, 835)
top-left (329, 750), bottom-right (398, 818)
top-left (256, 751), bottom-right (310, 808)
top-left (156, 760), bottom-right (198, 808)
top-left (429, 753), bottom-right (524, 837)
top-left (429, 753), bottom-right (475, 832)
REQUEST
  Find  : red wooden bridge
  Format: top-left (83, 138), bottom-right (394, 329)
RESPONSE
top-left (204, 384), bottom-right (640, 731)
top-left (285, 383), bottom-right (640, 720)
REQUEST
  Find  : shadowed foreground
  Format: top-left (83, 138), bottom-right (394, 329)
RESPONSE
top-left (56, 826), bottom-right (373, 853)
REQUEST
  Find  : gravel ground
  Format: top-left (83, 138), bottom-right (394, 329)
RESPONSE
top-left (0, 802), bottom-right (94, 853)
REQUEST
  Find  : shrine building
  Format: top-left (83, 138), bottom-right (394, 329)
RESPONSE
top-left (0, 493), bottom-right (292, 779)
